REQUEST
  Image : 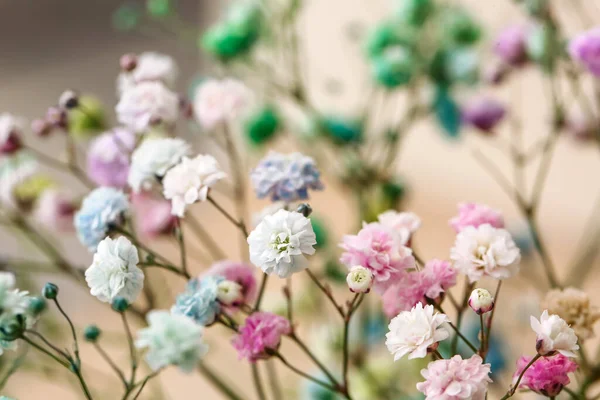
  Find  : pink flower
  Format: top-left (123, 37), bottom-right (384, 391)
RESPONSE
top-left (420, 259), bottom-right (458, 299)
top-left (130, 191), bottom-right (177, 238)
top-left (494, 25), bottom-right (529, 66)
top-left (203, 260), bottom-right (257, 308)
top-left (34, 189), bottom-right (76, 232)
top-left (377, 210), bottom-right (421, 246)
top-left (417, 355), bottom-right (492, 400)
top-left (87, 128), bottom-right (135, 188)
top-left (193, 78), bottom-right (252, 130)
top-left (340, 222), bottom-right (415, 294)
top-left (449, 203), bottom-right (504, 233)
top-left (461, 98), bottom-right (506, 133)
top-left (569, 28), bottom-right (600, 77)
top-left (513, 354), bottom-right (578, 397)
top-left (232, 312), bottom-right (291, 362)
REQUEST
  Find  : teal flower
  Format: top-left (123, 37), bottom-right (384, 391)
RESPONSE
top-left (244, 106), bottom-right (280, 146)
top-left (319, 117), bottom-right (363, 144)
top-left (372, 46), bottom-right (415, 88)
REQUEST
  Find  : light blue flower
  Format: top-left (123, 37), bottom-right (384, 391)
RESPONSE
top-left (250, 151), bottom-right (323, 202)
top-left (0, 396), bottom-right (17, 400)
top-left (171, 276), bottom-right (223, 325)
top-left (74, 187), bottom-right (129, 252)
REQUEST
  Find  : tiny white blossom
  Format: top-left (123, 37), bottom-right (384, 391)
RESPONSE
top-left (450, 223), bottom-right (521, 283)
top-left (162, 155), bottom-right (227, 217)
top-left (136, 310), bottom-right (208, 372)
top-left (217, 280), bottom-right (243, 305)
top-left (247, 209), bottom-right (317, 278)
top-left (116, 81), bottom-right (179, 132)
top-left (193, 78), bottom-right (252, 130)
top-left (469, 288), bottom-right (494, 315)
top-left (346, 265), bottom-right (373, 293)
top-left (118, 52), bottom-right (178, 95)
top-left (377, 210), bottom-right (421, 245)
top-left (385, 303), bottom-right (449, 361)
top-left (128, 137), bottom-right (190, 192)
top-left (531, 310), bottom-right (579, 357)
top-left (0, 272), bottom-right (29, 316)
top-left (85, 236), bottom-right (144, 303)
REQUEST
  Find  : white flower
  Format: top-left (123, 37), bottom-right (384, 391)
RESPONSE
top-left (193, 78), bottom-right (253, 130)
top-left (0, 272), bottom-right (29, 315)
top-left (248, 209), bottom-right (317, 278)
top-left (85, 236), bottom-right (144, 303)
top-left (135, 310), bottom-right (208, 372)
top-left (469, 288), bottom-right (494, 315)
top-left (0, 152), bottom-right (38, 208)
top-left (377, 210), bottom-right (421, 245)
top-left (128, 137), bottom-right (190, 192)
top-left (385, 303), bottom-right (449, 361)
top-left (450, 224), bottom-right (521, 283)
top-left (530, 310), bottom-right (579, 357)
top-left (116, 81), bottom-right (179, 132)
top-left (118, 52), bottom-right (178, 95)
top-left (346, 266), bottom-right (373, 293)
top-left (162, 155), bottom-right (227, 217)
top-left (217, 280), bottom-right (243, 305)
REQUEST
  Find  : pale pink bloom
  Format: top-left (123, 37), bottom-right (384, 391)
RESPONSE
top-left (116, 81), bottom-right (179, 132)
top-left (87, 127), bottom-right (135, 188)
top-left (420, 259), bottom-right (457, 299)
top-left (340, 222), bottom-right (415, 294)
top-left (512, 354), bottom-right (577, 397)
top-left (203, 260), bottom-right (257, 308)
top-left (193, 78), bottom-right (252, 130)
top-left (232, 312), bottom-right (291, 362)
top-left (377, 210), bottom-right (421, 245)
top-left (531, 310), bottom-right (579, 357)
top-left (130, 191), bottom-right (176, 238)
top-left (449, 203), bottom-right (504, 233)
top-left (569, 28), bottom-right (600, 77)
top-left (117, 52), bottom-right (178, 94)
top-left (494, 25), bottom-right (529, 66)
top-left (34, 189), bottom-right (76, 232)
top-left (417, 355), bottom-right (492, 400)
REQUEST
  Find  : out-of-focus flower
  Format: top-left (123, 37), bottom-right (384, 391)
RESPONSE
top-left (232, 311), bottom-right (291, 362)
top-left (469, 288), bottom-right (494, 315)
top-left (0, 113), bottom-right (24, 155)
top-left (67, 96), bottom-right (107, 139)
top-left (569, 28), bottom-right (600, 77)
top-left (0, 272), bottom-right (32, 343)
top-left (244, 105), bottom-right (280, 146)
top-left (171, 276), bottom-right (222, 325)
top-left (420, 259), bottom-right (457, 299)
top-left (162, 155), bottom-right (227, 217)
top-left (128, 137), bottom-right (190, 192)
top-left (87, 127), bottom-right (135, 188)
top-left (85, 236), bottom-right (143, 304)
top-left (250, 151), bottom-right (324, 202)
top-left (193, 78), bottom-right (253, 130)
top-left (117, 52), bottom-right (178, 94)
top-left (385, 303), bottom-right (449, 360)
top-left (494, 25), bottom-right (529, 66)
top-left (531, 310), bottom-right (579, 357)
top-left (566, 111), bottom-right (598, 142)
top-left (248, 209), bottom-right (317, 278)
top-left (34, 189), bottom-right (76, 232)
top-left (461, 98), bottom-right (506, 133)
top-left (135, 310), bottom-right (208, 372)
top-left (377, 210), bottom-right (421, 246)
top-left (58, 90), bottom-right (79, 110)
top-left (31, 118), bottom-right (53, 137)
top-left (346, 265), bottom-right (373, 293)
top-left (512, 354), bottom-right (577, 397)
top-left (450, 224), bottom-right (520, 283)
top-left (0, 153), bottom-right (39, 209)
top-left (74, 187), bottom-right (129, 251)
top-left (203, 261), bottom-right (257, 308)
top-left (416, 355), bottom-right (492, 400)
top-left (543, 287), bottom-right (600, 340)
top-left (130, 191), bottom-right (176, 238)
top-left (450, 203), bottom-right (504, 232)
top-left (116, 81), bottom-right (179, 132)
top-left (340, 222), bottom-right (415, 294)
top-left (216, 280), bottom-right (243, 305)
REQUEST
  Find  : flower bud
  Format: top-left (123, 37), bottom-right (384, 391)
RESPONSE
top-left (28, 297), bottom-right (47, 316)
top-left (0, 131), bottom-right (21, 155)
top-left (84, 325), bottom-right (102, 342)
top-left (217, 280), bottom-right (243, 306)
top-left (462, 98), bottom-right (506, 133)
top-left (46, 107), bottom-right (68, 129)
top-left (469, 288), bottom-right (494, 315)
top-left (296, 203), bottom-right (313, 218)
top-left (346, 266), bottom-right (373, 293)
top-left (119, 53), bottom-right (138, 72)
top-left (111, 297), bottom-right (129, 312)
top-left (59, 90), bottom-right (79, 110)
top-left (0, 315), bottom-right (25, 341)
top-left (42, 283), bottom-right (59, 299)
top-left (31, 118), bottom-right (53, 138)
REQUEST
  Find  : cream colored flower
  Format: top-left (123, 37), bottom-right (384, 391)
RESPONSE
top-left (544, 287), bottom-right (600, 340)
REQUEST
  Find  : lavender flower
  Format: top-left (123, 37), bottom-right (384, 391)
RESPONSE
top-left (569, 28), bottom-right (600, 77)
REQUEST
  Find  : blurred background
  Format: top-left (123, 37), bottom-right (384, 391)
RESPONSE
top-left (1, 0), bottom-right (600, 398)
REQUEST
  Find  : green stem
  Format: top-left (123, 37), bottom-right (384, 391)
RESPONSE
top-left (306, 269), bottom-right (344, 318)
top-left (197, 362), bottom-right (246, 400)
top-left (121, 312), bottom-right (138, 387)
top-left (251, 363), bottom-right (267, 400)
top-left (254, 273), bottom-right (269, 311)
top-left (53, 298), bottom-right (80, 361)
top-left (500, 354), bottom-right (541, 399)
top-left (93, 343), bottom-right (128, 389)
top-left (207, 195), bottom-right (249, 237)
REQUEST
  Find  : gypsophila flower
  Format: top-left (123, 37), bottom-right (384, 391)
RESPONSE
top-left (494, 25), bottom-right (530, 66)
top-left (203, 261), bottom-right (257, 308)
top-left (450, 223), bottom-right (520, 283)
top-left (543, 287), bottom-right (600, 340)
top-left (531, 310), bottom-right (579, 357)
top-left (377, 210), bottom-right (421, 246)
top-left (449, 203), bottom-right (504, 232)
top-left (232, 312), bottom-right (291, 362)
top-left (0, 152), bottom-right (38, 208)
top-left (131, 191), bottom-right (177, 238)
top-left (346, 266), bottom-right (373, 293)
top-left (216, 280), bottom-right (243, 305)
top-left (136, 310), bottom-right (208, 372)
top-left (193, 78), bottom-right (253, 130)
top-left (0, 272), bottom-right (32, 342)
top-left (74, 187), bottom-right (129, 251)
top-left (569, 28), bottom-right (600, 77)
top-left (116, 81), bottom-right (179, 132)
top-left (162, 154), bottom-right (227, 217)
top-left (85, 236), bottom-right (144, 304)
top-left (340, 222), bottom-right (415, 294)
top-left (417, 355), bottom-right (492, 400)
top-left (171, 276), bottom-right (222, 325)
top-left (250, 151), bottom-right (324, 202)
top-left (461, 98), bottom-right (506, 133)
top-left (34, 189), bottom-right (76, 232)
top-left (385, 303), bottom-right (449, 360)
top-left (87, 127), bottom-right (135, 188)
top-left (128, 137), bottom-right (191, 192)
top-left (0, 113), bottom-right (24, 155)
top-left (247, 209), bottom-right (317, 278)
top-left (469, 288), bottom-right (494, 314)
top-left (117, 52), bottom-right (178, 95)
top-left (513, 354), bottom-right (577, 397)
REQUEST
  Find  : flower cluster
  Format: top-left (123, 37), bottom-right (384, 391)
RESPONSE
top-left (232, 312), bottom-right (291, 362)
top-left (512, 354), bottom-right (577, 397)
top-left (417, 355), bottom-right (492, 399)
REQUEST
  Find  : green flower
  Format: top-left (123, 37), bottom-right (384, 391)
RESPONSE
top-left (68, 96), bottom-right (106, 139)
top-left (244, 106), bottom-right (280, 146)
top-left (396, 0), bottom-right (433, 26)
top-left (147, 0), bottom-right (171, 17)
top-left (444, 10), bottom-right (481, 46)
top-left (372, 46), bottom-right (415, 88)
top-left (319, 117), bottom-right (363, 145)
top-left (366, 21), bottom-right (416, 58)
top-left (310, 216), bottom-right (328, 249)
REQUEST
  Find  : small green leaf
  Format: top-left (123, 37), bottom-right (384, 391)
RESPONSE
top-left (433, 86), bottom-right (461, 138)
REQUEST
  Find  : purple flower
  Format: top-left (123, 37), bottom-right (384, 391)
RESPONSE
top-left (87, 128), bottom-right (135, 188)
top-left (462, 98), bottom-right (506, 133)
top-left (569, 28), bottom-right (600, 77)
top-left (494, 25), bottom-right (529, 66)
